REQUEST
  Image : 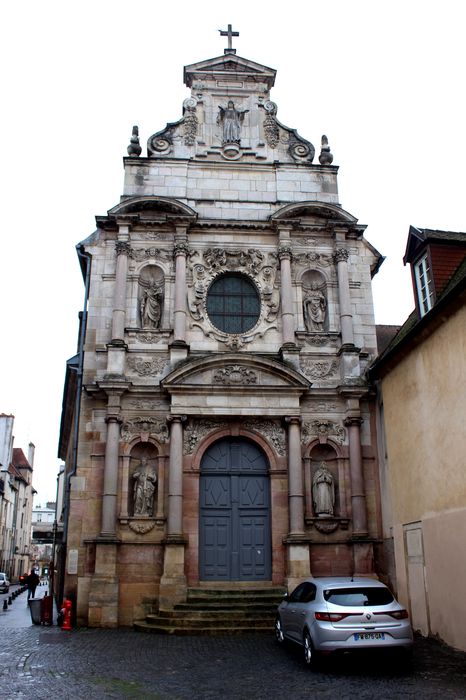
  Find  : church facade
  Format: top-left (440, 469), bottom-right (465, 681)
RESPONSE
top-left (60, 41), bottom-right (384, 627)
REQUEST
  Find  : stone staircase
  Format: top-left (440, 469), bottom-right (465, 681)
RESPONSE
top-left (134, 586), bottom-right (286, 635)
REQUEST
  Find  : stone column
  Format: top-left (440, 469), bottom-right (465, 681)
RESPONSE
top-left (112, 233), bottom-right (131, 342)
top-left (344, 417), bottom-right (368, 536)
top-left (173, 231), bottom-right (189, 343)
top-left (278, 237), bottom-right (295, 346)
top-left (101, 415), bottom-right (121, 537)
top-left (88, 390), bottom-right (125, 628)
top-left (166, 415), bottom-right (186, 537)
top-left (285, 416), bottom-right (310, 589)
top-left (160, 415), bottom-right (187, 610)
top-left (333, 247), bottom-right (354, 347)
top-left (286, 416), bottom-right (305, 536)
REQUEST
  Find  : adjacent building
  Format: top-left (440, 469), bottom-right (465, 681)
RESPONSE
top-left (59, 39), bottom-right (386, 627)
top-left (371, 227), bottom-right (466, 651)
top-left (0, 414), bottom-right (35, 579)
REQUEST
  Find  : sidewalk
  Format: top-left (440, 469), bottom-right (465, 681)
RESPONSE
top-left (0, 581), bottom-right (53, 628)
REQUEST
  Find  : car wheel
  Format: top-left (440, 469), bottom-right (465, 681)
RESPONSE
top-left (303, 631), bottom-right (318, 668)
top-left (275, 616), bottom-right (285, 644)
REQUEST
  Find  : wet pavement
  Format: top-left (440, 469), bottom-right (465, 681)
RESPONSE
top-left (1, 585), bottom-right (465, 700)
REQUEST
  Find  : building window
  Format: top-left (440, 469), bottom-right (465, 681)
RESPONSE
top-left (414, 254), bottom-right (434, 316)
top-left (206, 273), bottom-right (260, 333)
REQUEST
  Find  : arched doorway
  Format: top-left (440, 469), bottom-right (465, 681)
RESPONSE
top-left (199, 437), bottom-right (271, 581)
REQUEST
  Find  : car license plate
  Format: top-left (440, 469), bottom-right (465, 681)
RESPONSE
top-left (353, 633), bottom-right (385, 641)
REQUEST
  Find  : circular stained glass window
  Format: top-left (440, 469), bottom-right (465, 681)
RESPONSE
top-left (206, 273), bottom-right (260, 334)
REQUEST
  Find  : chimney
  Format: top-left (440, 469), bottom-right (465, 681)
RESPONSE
top-left (28, 442), bottom-right (35, 468)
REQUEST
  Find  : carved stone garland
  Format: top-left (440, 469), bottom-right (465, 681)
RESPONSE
top-left (302, 419), bottom-right (346, 445)
top-left (183, 417), bottom-right (286, 457)
top-left (183, 98), bottom-right (199, 146)
top-left (187, 248), bottom-right (280, 349)
top-left (263, 101), bottom-right (279, 148)
top-left (300, 359), bottom-right (339, 380)
top-left (120, 416), bottom-right (169, 443)
top-left (127, 355), bottom-right (169, 377)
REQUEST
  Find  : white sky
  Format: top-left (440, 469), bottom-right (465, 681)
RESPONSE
top-left (1, 0), bottom-right (464, 502)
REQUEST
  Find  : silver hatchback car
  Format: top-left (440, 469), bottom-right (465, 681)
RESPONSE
top-left (0, 572), bottom-right (10, 593)
top-left (276, 577), bottom-right (413, 666)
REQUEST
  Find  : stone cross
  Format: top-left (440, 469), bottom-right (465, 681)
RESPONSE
top-left (219, 24), bottom-right (239, 54)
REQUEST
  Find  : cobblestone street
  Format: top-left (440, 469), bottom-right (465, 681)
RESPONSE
top-left (1, 597), bottom-right (465, 700)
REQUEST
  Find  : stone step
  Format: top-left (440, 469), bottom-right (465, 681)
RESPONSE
top-left (159, 608), bottom-right (276, 619)
top-left (187, 587), bottom-right (285, 598)
top-left (135, 586), bottom-right (285, 636)
top-left (134, 621), bottom-right (273, 636)
top-left (145, 614), bottom-right (273, 629)
top-left (174, 601), bottom-right (278, 611)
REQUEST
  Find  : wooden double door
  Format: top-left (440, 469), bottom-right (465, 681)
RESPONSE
top-left (199, 438), bottom-right (272, 581)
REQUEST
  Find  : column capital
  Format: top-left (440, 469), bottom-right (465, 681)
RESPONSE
top-left (105, 414), bottom-right (122, 426)
top-left (333, 247), bottom-right (349, 264)
top-left (173, 240), bottom-right (189, 257)
top-left (115, 241), bottom-right (131, 256)
top-left (344, 416), bottom-right (363, 428)
top-left (278, 244), bottom-right (292, 261)
top-left (285, 416), bottom-right (302, 427)
top-left (167, 414), bottom-right (188, 425)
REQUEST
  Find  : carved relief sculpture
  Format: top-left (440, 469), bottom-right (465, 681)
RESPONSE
top-left (312, 462), bottom-right (335, 516)
top-left (132, 458), bottom-right (157, 516)
top-left (218, 101), bottom-right (249, 144)
top-left (302, 419), bottom-right (346, 445)
top-left (213, 365), bottom-right (258, 385)
top-left (187, 248), bottom-right (279, 348)
top-left (303, 283), bottom-right (327, 332)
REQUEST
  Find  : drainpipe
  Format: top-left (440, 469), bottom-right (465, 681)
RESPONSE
top-left (59, 245), bottom-right (91, 602)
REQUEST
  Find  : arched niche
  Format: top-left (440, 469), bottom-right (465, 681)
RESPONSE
top-left (138, 264), bottom-right (165, 329)
top-left (307, 443), bottom-right (340, 518)
top-left (128, 442), bottom-right (159, 517)
top-left (301, 269), bottom-right (328, 333)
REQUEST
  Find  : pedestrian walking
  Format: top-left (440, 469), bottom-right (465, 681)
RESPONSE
top-left (26, 570), bottom-right (40, 600)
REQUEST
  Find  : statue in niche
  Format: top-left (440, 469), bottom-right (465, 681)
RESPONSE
top-left (303, 283), bottom-right (327, 332)
top-left (218, 101), bottom-right (249, 144)
top-left (140, 280), bottom-right (163, 328)
top-left (312, 462), bottom-right (335, 517)
top-left (132, 458), bottom-right (157, 517)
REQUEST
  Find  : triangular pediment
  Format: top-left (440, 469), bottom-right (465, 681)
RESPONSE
top-left (184, 54), bottom-right (276, 88)
top-left (162, 354), bottom-right (309, 391)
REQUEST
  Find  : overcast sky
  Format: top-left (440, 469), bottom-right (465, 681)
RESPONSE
top-left (1, 0), bottom-right (464, 503)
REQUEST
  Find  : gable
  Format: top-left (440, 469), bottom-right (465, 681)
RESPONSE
top-left (162, 354), bottom-right (309, 416)
top-left (184, 53), bottom-right (276, 88)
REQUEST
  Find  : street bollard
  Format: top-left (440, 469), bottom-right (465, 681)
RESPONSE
top-left (3, 599), bottom-right (7, 611)
top-left (8, 596), bottom-right (12, 605)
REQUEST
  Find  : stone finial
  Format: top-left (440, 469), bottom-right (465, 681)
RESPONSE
top-left (319, 134), bottom-right (333, 165)
top-left (127, 125), bottom-right (142, 157)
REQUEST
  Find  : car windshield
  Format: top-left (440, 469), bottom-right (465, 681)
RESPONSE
top-left (324, 587), bottom-right (394, 606)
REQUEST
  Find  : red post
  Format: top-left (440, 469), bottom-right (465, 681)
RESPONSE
top-left (61, 599), bottom-right (72, 631)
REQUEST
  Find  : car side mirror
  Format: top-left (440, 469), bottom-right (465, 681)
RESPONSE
top-left (282, 592), bottom-right (289, 601)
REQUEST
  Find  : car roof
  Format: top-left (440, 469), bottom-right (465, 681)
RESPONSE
top-left (303, 577), bottom-right (388, 589)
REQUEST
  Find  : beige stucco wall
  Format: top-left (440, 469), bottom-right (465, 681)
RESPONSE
top-left (423, 509), bottom-right (466, 650)
top-left (380, 304), bottom-right (466, 650)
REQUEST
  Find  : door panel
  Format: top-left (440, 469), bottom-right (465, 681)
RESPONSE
top-left (199, 438), bottom-right (271, 581)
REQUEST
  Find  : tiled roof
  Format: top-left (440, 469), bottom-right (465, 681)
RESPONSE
top-left (418, 228), bottom-right (466, 244)
top-left (371, 256), bottom-right (466, 377)
top-left (12, 448), bottom-right (31, 469)
top-left (376, 325), bottom-right (402, 355)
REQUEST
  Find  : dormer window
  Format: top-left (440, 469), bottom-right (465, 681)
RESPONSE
top-left (414, 253), bottom-right (434, 317)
